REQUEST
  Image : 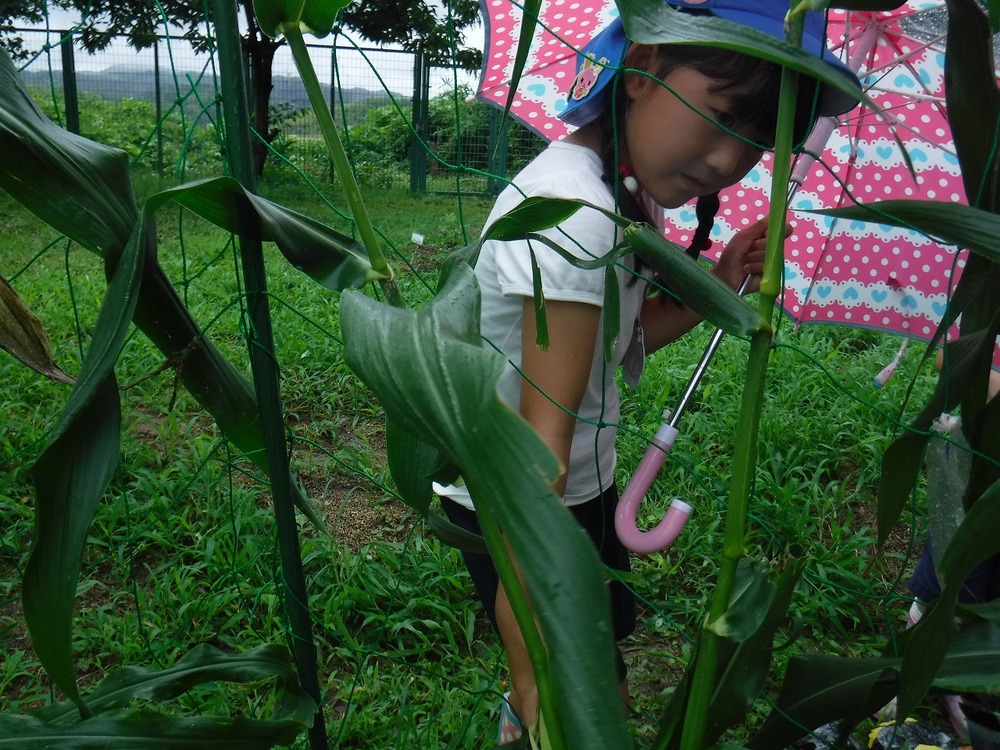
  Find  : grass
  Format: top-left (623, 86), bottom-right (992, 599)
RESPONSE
top-left (0, 161), bottom-right (944, 748)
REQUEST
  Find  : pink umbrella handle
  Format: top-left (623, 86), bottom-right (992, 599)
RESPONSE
top-left (615, 424), bottom-right (691, 554)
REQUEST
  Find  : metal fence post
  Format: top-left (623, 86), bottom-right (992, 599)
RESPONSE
top-left (486, 108), bottom-right (509, 196)
top-left (409, 50), bottom-right (429, 193)
top-left (329, 44), bottom-right (338, 184)
top-left (59, 32), bottom-right (79, 135)
top-left (153, 38), bottom-right (164, 175)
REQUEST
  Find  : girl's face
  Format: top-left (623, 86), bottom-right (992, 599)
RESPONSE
top-left (623, 64), bottom-right (769, 209)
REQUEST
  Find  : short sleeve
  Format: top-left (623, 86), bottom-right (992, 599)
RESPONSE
top-left (492, 203), bottom-right (620, 306)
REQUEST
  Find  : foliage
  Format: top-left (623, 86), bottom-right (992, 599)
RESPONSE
top-left (0, 0), bottom-right (48, 60)
top-left (2, 0), bottom-right (1000, 748)
top-left (345, 84), bottom-right (545, 176)
top-left (0, 645), bottom-right (317, 747)
top-left (0, 0), bottom-right (483, 175)
top-left (32, 89), bottom-right (221, 175)
top-left (339, 0), bottom-right (482, 69)
top-left (0, 30), bottom-right (383, 742)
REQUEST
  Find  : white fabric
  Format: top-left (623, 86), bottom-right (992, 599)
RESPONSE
top-left (439, 141), bottom-right (646, 509)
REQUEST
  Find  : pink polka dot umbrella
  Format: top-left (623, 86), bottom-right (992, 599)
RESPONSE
top-left (476, 0), bottom-right (615, 142)
top-left (476, 0), bottom-right (979, 359)
top-left (665, 3), bottom-right (975, 364)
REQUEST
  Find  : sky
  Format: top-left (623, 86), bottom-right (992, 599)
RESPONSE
top-left (16, 4), bottom-right (484, 97)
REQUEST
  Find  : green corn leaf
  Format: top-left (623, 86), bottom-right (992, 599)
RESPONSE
top-left (0, 274), bottom-right (73, 384)
top-left (485, 199), bottom-right (765, 336)
top-left (944, 0), bottom-right (1000, 211)
top-left (253, 0), bottom-right (351, 39)
top-left (812, 200), bottom-right (1000, 265)
top-left (22, 218), bottom-right (145, 710)
top-left (25, 376), bottom-right (120, 714)
top-left (898, 478), bottom-right (1000, 715)
top-left (653, 561), bottom-right (804, 750)
top-left (749, 655), bottom-right (899, 749)
top-left (0, 47), bottom-right (135, 259)
top-left (385, 418), bottom-right (486, 553)
top-left (877, 432), bottom-right (926, 544)
top-left (960, 597), bottom-right (1000, 623)
top-left (1, 36), bottom-right (380, 515)
top-left (341, 265), bottom-right (632, 750)
top-left (33, 644), bottom-right (315, 726)
top-left (148, 178), bottom-right (384, 290)
top-left (528, 248), bottom-right (549, 350)
top-left (812, 208), bottom-right (1000, 356)
top-left (624, 224), bottom-right (767, 337)
top-left (751, 617), bottom-right (1000, 749)
top-left (0, 710), bottom-right (307, 748)
top-left (877, 330), bottom-right (997, 543)
top-left (482, 196), bottom-right (612, 242)
top-left (932, 618), bottom-right (1000, 692)
top-left (714, 559), bottom-right (803, 715)
top-left (503, 0), bottom-right (543, 125)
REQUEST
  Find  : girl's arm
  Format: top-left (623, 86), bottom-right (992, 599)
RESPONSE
top-left (495, 296), bottom-right (602, 726)
top-left (641, 217), bottom-right (774, 353)
top-left (518, 297), bottom-right (601, 495)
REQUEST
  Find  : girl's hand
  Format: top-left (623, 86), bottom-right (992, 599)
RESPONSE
top-left (712, 217), bottom-right (791, 293)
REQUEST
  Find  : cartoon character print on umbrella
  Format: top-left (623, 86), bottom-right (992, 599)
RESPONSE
top-left (476, 0), bottom-right (621, 140)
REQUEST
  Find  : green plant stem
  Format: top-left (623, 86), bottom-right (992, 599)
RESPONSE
top-left (212, 5), bottom-right (327, 749)
top-left (677, 24), bottom-right (801, 750)
top-left (283, 26), bottom-right (403, 308)
top-left (474, 500), bottom-right (566, 750)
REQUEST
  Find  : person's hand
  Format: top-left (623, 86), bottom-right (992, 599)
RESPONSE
top-left (712, 217), bottom-right (791, 293)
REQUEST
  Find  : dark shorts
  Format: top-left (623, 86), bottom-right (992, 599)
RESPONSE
top-left (441, 484), bottom-right (636, 682)
top-left (908, 535), bottom-right (1000, 605)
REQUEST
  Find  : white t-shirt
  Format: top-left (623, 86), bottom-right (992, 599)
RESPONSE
top-left (438, 141), bottom-right (646, 508)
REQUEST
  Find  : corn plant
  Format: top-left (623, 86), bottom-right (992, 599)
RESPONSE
top-left (2, 0), bottom-right (1000, 748)
top-left (0, 0), bottom-right (385, 740)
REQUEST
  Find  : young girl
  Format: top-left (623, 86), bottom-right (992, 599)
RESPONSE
top-left (438, 0), bottom-right (861, 741)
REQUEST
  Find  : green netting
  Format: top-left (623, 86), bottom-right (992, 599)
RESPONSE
top-left (0, 6), bottom-right (967, 750)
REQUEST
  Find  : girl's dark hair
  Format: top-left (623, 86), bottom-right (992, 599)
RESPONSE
top-left (599, 43), bottom-right (822, 225)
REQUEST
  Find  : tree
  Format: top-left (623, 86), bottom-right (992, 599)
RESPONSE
top-left (0, 0), bottom-right (53, 59)
top-left (341, 0), bottom-right (481, 69)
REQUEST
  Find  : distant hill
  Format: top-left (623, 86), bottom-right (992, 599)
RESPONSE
top-left (20, 64), bottom-right (405, 113)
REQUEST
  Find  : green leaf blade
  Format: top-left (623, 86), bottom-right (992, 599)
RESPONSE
top-left (812, 200), bottom-right (1000, 265)
top-left (149, 178), bottom-right (382, 291)
top-left (0, 710), bottom-right (308, 748)
top-left (624, 224), bottom-right (767, 337)
top-left (0, 48), bottom-right (136, 258)
top-left (22, 212), bottom-right (145, 708)
top-left (23, 375), bottom-right (121, 711)
top-left (341, 267), bottom-right (632, 749)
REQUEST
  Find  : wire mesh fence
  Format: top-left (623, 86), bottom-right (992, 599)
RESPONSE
top-left (11, 26), bottom-right (547, 193)
top-left (0, 8), bottom-right (949, 750)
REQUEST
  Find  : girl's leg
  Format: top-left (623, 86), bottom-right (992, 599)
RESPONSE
top-left (440, 487), bottom-right (636, 722)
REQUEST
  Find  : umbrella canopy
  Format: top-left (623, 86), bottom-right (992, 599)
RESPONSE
top-left (476, 0), bottom-right (616, 141)
top-left (476, 0), bottom-right (977, 352)
top-left (665, 2), bottom-right (971, 348)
